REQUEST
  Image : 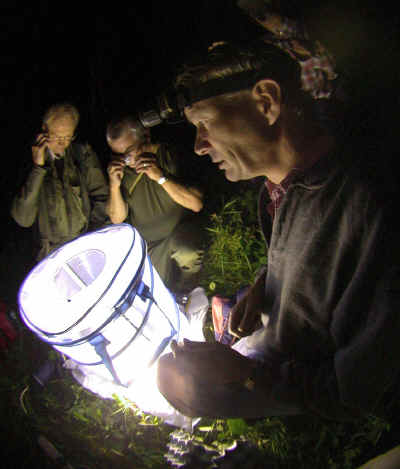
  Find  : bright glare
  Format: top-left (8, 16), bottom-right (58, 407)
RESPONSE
top-left (19, 224), bottom-right (208, 430)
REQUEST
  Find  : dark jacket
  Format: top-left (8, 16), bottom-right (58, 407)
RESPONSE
top-left (246, 143), bottom-right (400, 420)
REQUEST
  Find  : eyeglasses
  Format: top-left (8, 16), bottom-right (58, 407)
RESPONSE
top-left (47, 134), bottom-right (77, 143)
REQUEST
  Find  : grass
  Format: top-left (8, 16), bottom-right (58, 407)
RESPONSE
top-left (1, 183), bottom-right (399, 468)
top-left (202, 188), bottom-right (267, 298)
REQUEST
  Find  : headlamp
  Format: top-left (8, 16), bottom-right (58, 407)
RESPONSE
top-left (138, 70), bottom-right (260, 128)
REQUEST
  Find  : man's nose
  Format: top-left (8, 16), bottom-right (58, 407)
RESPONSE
top-left (194, 132), bottom-right (211, 156)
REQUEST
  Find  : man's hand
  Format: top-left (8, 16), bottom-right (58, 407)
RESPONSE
top-left (157, 339), bottom-right (262, 417)
top-left (134, 154), bottom-right (163, 182)
top-left (32, 133), bottom-right (48, 166)
top-left (139, 142), bottom-right (160, 155)
top-left (107, 160), bottom-right (125, 188)
top-left (229, 271), bottom-right (266, 338)
top-left (170, 339), bottom-right (256, 386)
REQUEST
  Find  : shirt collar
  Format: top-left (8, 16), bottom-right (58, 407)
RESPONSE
top-left (265, 167), bottom-right (303, 199)
top-left (265, 141), bottom-right (342, 194)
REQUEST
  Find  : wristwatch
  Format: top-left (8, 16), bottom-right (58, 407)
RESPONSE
top-left (158, 176), bottom-right (168, 185)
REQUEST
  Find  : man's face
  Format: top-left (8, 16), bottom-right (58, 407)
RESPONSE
top-left (107, 131), bottom-right (145, 168)
top-left (45, 117), bottom-right (77, 156)
top-left (184, 92), bottom-right (276, 181)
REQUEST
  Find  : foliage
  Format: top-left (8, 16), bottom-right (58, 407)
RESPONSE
top-left (0, 329), bottom-right (170, 469)
top-left (202, 185), bottom-right (267, 297)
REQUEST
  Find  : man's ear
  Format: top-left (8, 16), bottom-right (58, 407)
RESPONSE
top-left (252, 79), bottom-right (282, 125)
top-left (42, 123), bottom-right (49, 134)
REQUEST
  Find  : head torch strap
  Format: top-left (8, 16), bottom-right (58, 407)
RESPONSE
top-left (178, 70), bottom-right (260, 109)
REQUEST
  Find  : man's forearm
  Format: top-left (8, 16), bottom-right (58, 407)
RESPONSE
top-left (11, 166), bottom-right (46, 227)
top-left (106, 185), bottom-right (128, 223)
top-left (161, 179), bottom-right (203, 212)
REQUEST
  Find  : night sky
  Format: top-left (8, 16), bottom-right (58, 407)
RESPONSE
top-left (1, 0), bottom-right (399, 299)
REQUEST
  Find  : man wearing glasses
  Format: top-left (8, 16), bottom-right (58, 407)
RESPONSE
top-left (105, 116), bottom-right (205, 296)
top-left (11, 103), bottom-right (109, 260)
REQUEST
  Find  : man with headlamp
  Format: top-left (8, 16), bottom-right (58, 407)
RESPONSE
top-left (156, 40), bottom-right (400, 421)
top-left (11, 103), bottom-right (109, 260)
top-left (105, 116), bottom-right (205, 295)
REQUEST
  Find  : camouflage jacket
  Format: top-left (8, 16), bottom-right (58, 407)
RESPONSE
top-left (11, 142), bottom-right (109, 259)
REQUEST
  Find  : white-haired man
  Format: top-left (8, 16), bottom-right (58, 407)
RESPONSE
top-left (11, 103), bottom-right (109, 260)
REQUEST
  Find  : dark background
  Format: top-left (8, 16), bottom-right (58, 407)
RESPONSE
top-left (0, 0), bottom-right (398, 298)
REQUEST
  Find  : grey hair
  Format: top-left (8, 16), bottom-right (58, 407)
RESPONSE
top-left (175, 40), bottom-right (303, 106)
top-left (175, 40), bottom-right (324, 131)
top-left (106, 116), bottom-right (147, 142)
top-left (42, 102), bottom-right (80, 127)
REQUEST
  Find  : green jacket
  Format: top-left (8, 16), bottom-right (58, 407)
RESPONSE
top-left (11, 142), bottom-right (109, 260)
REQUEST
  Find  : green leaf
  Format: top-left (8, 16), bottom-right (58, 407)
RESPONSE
top-left (198, 426), bottom-right (214, 432)
top-left (227, 418), bottom-right (249, 436)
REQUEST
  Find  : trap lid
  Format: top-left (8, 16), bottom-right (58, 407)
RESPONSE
top-left (18, 224), bottom-right (146, 339)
